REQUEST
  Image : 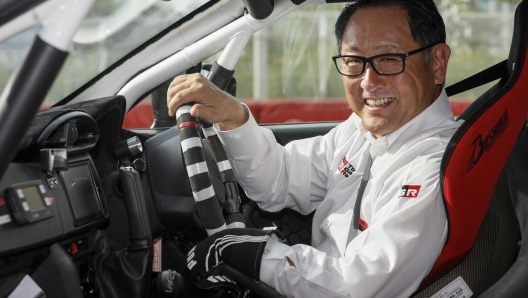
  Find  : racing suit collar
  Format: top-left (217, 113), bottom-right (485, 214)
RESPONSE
top-left (353, 88), bottom-right (454, 158)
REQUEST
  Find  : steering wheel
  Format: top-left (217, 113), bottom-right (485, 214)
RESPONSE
top-left (175, 103), bottom-right (245, 235)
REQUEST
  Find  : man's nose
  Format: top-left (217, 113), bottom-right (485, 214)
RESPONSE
top-left (360, 63), bottom-right (385, 91)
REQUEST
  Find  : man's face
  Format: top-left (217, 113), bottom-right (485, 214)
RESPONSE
top-left (341, 6), bottom-right (445, 138)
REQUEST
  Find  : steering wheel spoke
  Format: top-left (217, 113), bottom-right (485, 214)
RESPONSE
top-left (176, 104), bottom-right (226, 235)
top-left (176, 104), bottom-right (246, 235)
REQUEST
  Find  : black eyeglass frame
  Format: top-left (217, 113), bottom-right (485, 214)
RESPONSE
top-left (332, 43), bottom-right (439, 77)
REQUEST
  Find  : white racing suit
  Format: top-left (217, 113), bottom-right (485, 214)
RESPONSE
top-left (216, 89), bottom-right (461, 298)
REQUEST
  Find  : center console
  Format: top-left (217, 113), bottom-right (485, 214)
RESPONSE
top-left (0, 153), bottom-right (108, 297)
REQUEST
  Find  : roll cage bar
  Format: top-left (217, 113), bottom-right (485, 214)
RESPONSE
top-left (0, 0), bottom-right (316, 182)
top-left (0, 0), bottom-right (94, 183)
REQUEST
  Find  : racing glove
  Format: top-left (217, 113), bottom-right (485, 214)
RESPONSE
top-left (185, 228), bottom-right (285, 298)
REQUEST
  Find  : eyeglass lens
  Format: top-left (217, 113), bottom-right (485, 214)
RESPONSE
top-left (336, 55), bottom-right (404, 76)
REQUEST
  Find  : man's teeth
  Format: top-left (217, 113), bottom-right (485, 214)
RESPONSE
top-left (366, 97), bottom-right (395, 107)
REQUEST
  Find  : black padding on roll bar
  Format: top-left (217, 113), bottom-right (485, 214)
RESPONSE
top-left (0, 36), bottom-right (67, 182)
top-left (242, 0), bottom-right (274, 20)
top-left (208, 62), bottom-right (235, 90)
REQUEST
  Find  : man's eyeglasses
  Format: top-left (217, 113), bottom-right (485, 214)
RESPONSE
top-left (332, 43), bottom-right (438, 77)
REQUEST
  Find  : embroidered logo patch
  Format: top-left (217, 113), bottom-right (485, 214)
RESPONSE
top-left (399, 185), bottom-right (421, 198)
top-left (338, 157), bottom-right (356, 177)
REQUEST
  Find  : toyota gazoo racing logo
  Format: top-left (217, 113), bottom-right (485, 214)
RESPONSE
top-left (467, 109), bottom-right (509, 173)
top-left (400, 185), bottom-right (421, 198)
top-left (338, 157), bottom-right (356, 178)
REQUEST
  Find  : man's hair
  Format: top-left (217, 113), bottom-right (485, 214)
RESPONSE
top-left (334, 0), bottom-right (446, 64)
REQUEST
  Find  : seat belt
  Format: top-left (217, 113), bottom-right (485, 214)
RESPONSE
top-left (346, 154), bottom-right (373, 247)
top-left (445, 60), bottom-right (507, 97)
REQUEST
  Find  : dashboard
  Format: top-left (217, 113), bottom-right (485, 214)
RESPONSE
top-left (0, 93), bottom-right (316, 298)
top-left (0, 93), bottom-right (214, 297)
top-left (0, 96), bottom-right (130, 297)
top-left (0, 154), bottom-right (106, 256)
top-left (0, 106), bottom-right (107, 254)
top-left (0, 90), bottom-right (331, 298)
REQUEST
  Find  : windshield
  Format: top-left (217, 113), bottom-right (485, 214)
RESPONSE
top-left (0, 0), bottom-right (209, 109)
top-left (124, 0), bottom-right (519, 129)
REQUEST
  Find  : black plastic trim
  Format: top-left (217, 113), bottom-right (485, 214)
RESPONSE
top-left (36, 111), bottom-right (99, 155)
top-left (31, 244), bottom-right (83, 298)
top-left (222, 265), bottom-right (285, 298)
top-left (61, 153), bottom-right (109, 239)
top-left (119, 167), bottom-right (151, 239)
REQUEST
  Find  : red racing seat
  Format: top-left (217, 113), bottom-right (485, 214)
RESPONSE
top-left (414, 0), bottom-right (528, 296)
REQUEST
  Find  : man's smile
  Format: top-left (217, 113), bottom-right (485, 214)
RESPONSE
top-left (365, 97), bottom-right (396, 108)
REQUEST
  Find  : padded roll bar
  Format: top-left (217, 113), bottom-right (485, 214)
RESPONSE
top-left (242, 0), bottom-right (274, 20)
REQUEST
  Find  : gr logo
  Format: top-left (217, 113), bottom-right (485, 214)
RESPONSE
top-left (400, 185), bottom-right (421, 198)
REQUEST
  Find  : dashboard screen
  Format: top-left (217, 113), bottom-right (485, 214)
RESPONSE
top-left (61, 162), bottom-right (103, 226)
top-left (22, 185), bottom-right (45, 211)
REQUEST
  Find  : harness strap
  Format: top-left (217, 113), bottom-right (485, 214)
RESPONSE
top-left (446, 60), bottom-right (507, 97)
top-left (346, 154), bottom-right (373, 248)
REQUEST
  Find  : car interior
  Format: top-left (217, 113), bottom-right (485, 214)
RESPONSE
top-left (0, 0), bottom-right (527, 297)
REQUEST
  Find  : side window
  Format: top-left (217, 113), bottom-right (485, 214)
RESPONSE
top-left (123, 94), bottom-right (153, 129)
top-left (123, 81), bottom-right (171, 130)
top-left (123, 0), bottom-right (518, 129)
top-left (440, 0), bottom-right (517, 114)
top-left (229, 3), bottom-right (350, 124)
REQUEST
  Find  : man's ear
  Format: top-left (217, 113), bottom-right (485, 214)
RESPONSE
top-left (431, 43), bottom-right (451, 85)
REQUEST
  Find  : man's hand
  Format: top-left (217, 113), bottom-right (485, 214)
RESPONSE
top-left (185, 228), bottom-right (285, 298)
top-left (167, 73), bottom-right (249, 131)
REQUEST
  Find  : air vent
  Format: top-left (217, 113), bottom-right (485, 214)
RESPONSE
top-left (37, 112), bottom-right (99, 154)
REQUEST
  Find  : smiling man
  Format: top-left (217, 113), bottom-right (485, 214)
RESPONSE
top-left (167, 0), bottom-right (461, 297)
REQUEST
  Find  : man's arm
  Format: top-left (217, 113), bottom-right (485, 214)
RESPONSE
top-left (167, 73), bottom-right (335, 213)
top-left (167, 73), bottom-right (248, 130)
top-left (215, 105), bottom-right (343, 214)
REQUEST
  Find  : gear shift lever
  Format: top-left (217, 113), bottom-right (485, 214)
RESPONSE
top-left (93, 167), bottom-right (152, 298)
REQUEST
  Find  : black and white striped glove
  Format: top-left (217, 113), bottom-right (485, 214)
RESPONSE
top-left (185, 228), bottom-right (285, 298)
